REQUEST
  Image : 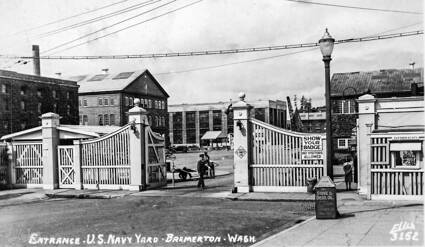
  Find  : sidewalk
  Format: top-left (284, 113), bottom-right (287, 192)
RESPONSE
top-left (252, 199), bottom-right (424, 247)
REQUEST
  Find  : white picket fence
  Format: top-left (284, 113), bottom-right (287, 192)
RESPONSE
top-left (14, 142), bottom-right (43, 185)
top-left (249, 118), bottom-right (325, 192)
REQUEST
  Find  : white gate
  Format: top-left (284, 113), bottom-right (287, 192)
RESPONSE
top-left (146, 127), bottom-right (167, 188)
top-left (14, 142), bottom-right (43, 185)
top-left (0, 143), bottom-right (8, 186)
top-left (249, 119), bottom-right (325, 192)
top-left (58, 145), bottom-right (76, 188)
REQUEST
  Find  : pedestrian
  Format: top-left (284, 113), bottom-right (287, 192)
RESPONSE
top-left (343, 158), bottom-right (353, 191)
top-left (197, 154), bottom-right (207, 190)
top-left (204, 151), bottom-right (215, 178)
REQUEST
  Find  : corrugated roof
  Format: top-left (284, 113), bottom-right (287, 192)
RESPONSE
top-left (70, 70), bottom-right (146, 93)
top-left (331, 68), bottom-right (423, 96)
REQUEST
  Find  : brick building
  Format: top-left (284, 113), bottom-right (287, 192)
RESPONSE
top-left (330, 68), bottom-right (424, 160)
top-left (0, 69), bottom-right (79, 138)
top-left (70, 69), bottom-right (169, 138)
top-left (168, 99), bottom-right (288, 147)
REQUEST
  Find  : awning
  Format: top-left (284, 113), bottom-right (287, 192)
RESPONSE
top-left (390, 142), bottom-right (422, 151)
top-left (201, 131), bottom-right (227, 140)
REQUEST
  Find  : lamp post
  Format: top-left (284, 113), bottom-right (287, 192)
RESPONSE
top-left (319, 28), bottom-right (335, 179)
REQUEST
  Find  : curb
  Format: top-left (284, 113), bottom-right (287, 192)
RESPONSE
top-left (45, 193), bottom-right (122, 199)
top-left (250, 216), bottom-right (316, 247)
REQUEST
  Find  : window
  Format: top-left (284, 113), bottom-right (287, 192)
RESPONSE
top-left (110, 114), bottom-right (115, 125)
top-left (20, 101), bottom-right (26, 111)
top-left (110, 98), bottom-right (114, 106)
top-left (20, 87), bottom-right (26, 95)
top-left (98, 115), bottom-right (103, 125)
top-left (104, 114), bottom-right (109, 125)
top-left (125, 96), bottom-right (129, 106)
top-left (98, 98), bottom-right (103, 106)
top-left (129, 97), bottom-right (134, 106)
top-left (38, 103), bottom-right (42, 114)
top-left (337, 100), bottom-right (356, 114)
top-left (21, 123), bottom-right (26, 130)
top-left (390, 142), bottom-right (423, 169)
top-left (66, 92), bottom-right (70, 100)
top-left (148, 116), bottom-right (152, 125)
top-left (337, 138), bottom-right (349, 149)
top-left (79, 99), bottom-right (82, 106)
top-left (53, 103), bottom-right (57, 112)
top-left (83, 115), bottom-right (88, 125)
top-left (52, 90), bottom-right (57, 99)
top-left (1, 84), bottom-right (6, 93)
top-left (83, 99), bottom-right (88, 107)
top-left (104, 98), bottom-right (108, 106)
top-left (36, 89), bottom-right (42, 97)
top-left (67, 105), bottom-right (71, 115)
top-left (148, 99), bottom-right (152, 108)
top-left (79, 115), bottom-right (83, 125)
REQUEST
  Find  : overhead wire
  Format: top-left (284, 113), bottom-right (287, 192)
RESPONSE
top-left (42, 0), bottom-right (182, 55)
top-left (38, 0), bottom-right (161, 38)
top-left (1, 30), bottom-right (421, 60)
top-left (283, 0), bottom-right (422, 15)
top-left (13, 0), bottom-right (132, 35)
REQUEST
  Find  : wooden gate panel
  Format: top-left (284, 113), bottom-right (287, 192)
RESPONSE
top-left (14, 143), bottom-right (43, 184)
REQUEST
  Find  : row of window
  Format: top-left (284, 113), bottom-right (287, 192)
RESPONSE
top-left (1, 84), bottom-right (72, 99)
top-left (124, 96), bottom-right (166, 109)
top-left (335, 100), bottom-right (356, 114)
top-left (98, 114), bottom-right (116, 126)
top-left (78, 115), bottom-right (166, 127)
top-left (6, 100), bottom-right (71, 115)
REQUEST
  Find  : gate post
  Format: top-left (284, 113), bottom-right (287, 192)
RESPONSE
top-left (233, 93), bottom-right (253, 193)
top-left (41, 113), bottom-right (60, 190)
top-left (6, 143), bottom-right (16, 188)
top-left (73, 140), bottom-right (83, 190)
top-left (128, 99), bottom-right (148, 191)
top-left (357, 94), bottom-right (376, 199)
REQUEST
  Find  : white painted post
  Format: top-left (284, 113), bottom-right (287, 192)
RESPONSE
top-left (357, 94), bottom-right (377, 199)
top-left (6, 142), bottom-right (16, 188)
top-left (41, 112), bottom-right (60, 190)
top-left (233, 92), bottom-right (252, 193)
top-left (128, 99), bottom-right (148, 191)
top-left (73, 140), bottom-right (82, 190)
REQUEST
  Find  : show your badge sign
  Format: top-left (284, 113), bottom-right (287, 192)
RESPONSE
top-left (302, 135), bottom-right (323, 160)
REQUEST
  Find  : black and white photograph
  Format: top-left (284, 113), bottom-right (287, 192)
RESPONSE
top-left (0, 0), bottom-right (423, 246)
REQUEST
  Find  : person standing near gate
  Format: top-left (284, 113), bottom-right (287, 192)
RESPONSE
top-left (204, 151), bottom-right (215, 178)
top-left (343, 158), bottom-right (353, 191)
top-left (197, 154), bottom-right (207, 190)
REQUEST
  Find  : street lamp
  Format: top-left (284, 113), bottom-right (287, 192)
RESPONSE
top-left (319, 28), bottom-right (335, 179)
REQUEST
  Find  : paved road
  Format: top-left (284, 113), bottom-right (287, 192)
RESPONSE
top-left (0, 192), bottom-right (314, 246)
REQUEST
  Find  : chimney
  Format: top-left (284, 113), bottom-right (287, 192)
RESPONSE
top-left (32, 45), bottom-right (41, 76)
top-left (411, 82), bottom-right (418, 96)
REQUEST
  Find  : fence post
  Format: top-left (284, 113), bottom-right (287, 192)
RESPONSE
top-left (128, 99), bottom-right (148, 191)
top-left (6, 143), bottom-right (16, 188)
top-left (357, 94), bottom-right (376, 199)
top-left (233, 92), bottom-right (253, 193)
top-left (41, 113), bottom-right (60, 190)
top-left (322, 138), bottom-right (327, 177)
top-left (73, 140), bottom-right (82, 190)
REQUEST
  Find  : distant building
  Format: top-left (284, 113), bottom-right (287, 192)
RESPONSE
top-left (168, 99), bottom-right (288, 147)
top-left (299, 111), bottom-right (326, 133)
top-left (0, 69), bottom-right (79, 138)
top-left (330, 67), bottom-right (423, 160)
top-left (70, 69), bottom-right (169, 138)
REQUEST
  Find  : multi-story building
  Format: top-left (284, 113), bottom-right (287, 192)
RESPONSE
top-left (299, 111), bottom-right (326, 133)
top-left (168, 99), bottom-right (288, 147)
top-left (0, 69), bottom-right (79, 138)
top-left (70, 69), bottom-right (169, 138)
top-left (330, 67), bottom-right (424, 160)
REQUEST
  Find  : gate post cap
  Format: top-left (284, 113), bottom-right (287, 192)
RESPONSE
top-left (314, 176), bottom-right (336, 188)
top-left (238, 92), bottom-right (246, 101)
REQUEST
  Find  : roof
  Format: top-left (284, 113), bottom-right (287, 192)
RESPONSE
top-left (69, 69), bottom-right (169, 97)
top-left (201, 131), bottom-right (227, 140)
top-left (0, 69), bottom-right (77, 87)
top-left (331, 68), bottom-right (423, 97)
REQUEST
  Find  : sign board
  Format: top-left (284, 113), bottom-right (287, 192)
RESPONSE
top-left (315, 176), bottom-right (338, 219)
top-left (302, 135), bottom-right (323, 160)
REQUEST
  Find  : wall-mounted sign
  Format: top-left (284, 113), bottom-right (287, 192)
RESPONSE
top-left (390, 135), bottom-right (423, 141)
top-left (302, 135), bottom-right (323, 160)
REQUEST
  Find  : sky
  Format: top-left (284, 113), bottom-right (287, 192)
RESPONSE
top-left (0, 0), bottom-right (423, 106)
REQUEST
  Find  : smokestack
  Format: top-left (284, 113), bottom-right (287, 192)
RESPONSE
top-left (32, 45), bottom-right (41, 76)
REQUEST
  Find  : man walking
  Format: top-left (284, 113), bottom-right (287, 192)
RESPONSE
top-left (197, 154), bottom-right (207, 190)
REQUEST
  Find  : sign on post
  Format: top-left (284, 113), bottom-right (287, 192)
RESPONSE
top-left (301, 135), bottom-right (323, 160)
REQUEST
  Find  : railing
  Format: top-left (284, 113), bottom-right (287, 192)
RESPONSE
top-left (14, 142), bottom-right (43, 184)
top-left (371, 169), bottom-right (424, 195)
top-left (80, 125), bottom-right (131, 186)
top-left (0, 144), bottom-right (8, 186)
top-left (371, 137), bottom-right (390, 169)
top-left (249, 119), bottom-right (325, 191)
top-left (251, 164), bottom-right (324, 186)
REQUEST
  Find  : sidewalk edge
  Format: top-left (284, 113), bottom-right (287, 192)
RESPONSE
top-left (250, 216), bottom-right (316, 247)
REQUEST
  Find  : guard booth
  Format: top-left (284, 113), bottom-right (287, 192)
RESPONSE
top-left (0, 101), bottom-right (167, 191)
top-left (357, 95), bottom-right (424, 200)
